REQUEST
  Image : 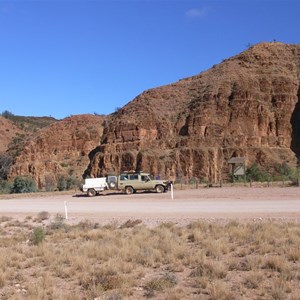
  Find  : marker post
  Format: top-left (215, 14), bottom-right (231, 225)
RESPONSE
top-left (64, 201), bottom-right (68, 220)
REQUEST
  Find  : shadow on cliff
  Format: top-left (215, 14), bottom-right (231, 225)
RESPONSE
top-left (291, 85), bottom-right (300, 161)
top-left (82, 146), bottom-right (103, 179)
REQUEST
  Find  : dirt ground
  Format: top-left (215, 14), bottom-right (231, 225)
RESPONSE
top-left (1, 186), bottom-right (300, 226)
top-left (1, 186), bottom-right (300, 299)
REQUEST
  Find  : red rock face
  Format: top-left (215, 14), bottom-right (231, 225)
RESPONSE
top-left (8, 115), bottom-right (106, 190)
top-left (4, 42), bottom-right (300, 187)
top-left (0, 117), bottom-right (22, 153)
top-left (85, 42), bottom-right (300, 182)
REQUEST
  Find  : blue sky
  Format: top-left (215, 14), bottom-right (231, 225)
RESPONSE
top-left (0, 0), bottom-right (299, 119)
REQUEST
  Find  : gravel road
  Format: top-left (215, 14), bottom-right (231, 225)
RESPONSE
top-left (1, 186), bottom-right (300, 225)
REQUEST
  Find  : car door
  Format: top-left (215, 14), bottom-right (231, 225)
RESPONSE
top-left (140, 174), bottom-right (154, 190)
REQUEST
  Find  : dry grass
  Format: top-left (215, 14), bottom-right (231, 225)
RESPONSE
top-left (0, 216), bottom-right (299, 299)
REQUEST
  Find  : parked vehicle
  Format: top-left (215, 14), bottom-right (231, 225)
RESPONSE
top-left (107, 172), bottom-right (171, 195)
top-left (81, 177), bottom-right (107, 197)
top-left (81, 172), bottom-right (171, 196)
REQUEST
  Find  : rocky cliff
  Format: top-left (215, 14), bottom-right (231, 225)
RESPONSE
top-left (0, 116), bottom-right (22, 153)
top-left (85, 42), bottom-right (300, 182)
top-left (4, 42), bottom-right (300, 187)
top-left (8, 114), bottom-right (106, 190)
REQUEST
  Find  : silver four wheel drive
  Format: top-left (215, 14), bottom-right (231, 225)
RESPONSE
top-left (107, 172), bottom-right (171, 195)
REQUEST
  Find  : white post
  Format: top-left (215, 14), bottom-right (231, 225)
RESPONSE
top-left (64, 201), bottom-right (68, 220)
top-left (171, 183), bottom-right (174, 199)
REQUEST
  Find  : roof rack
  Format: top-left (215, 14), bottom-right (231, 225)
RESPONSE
top-left (120, 170), bottom-right (144, 174)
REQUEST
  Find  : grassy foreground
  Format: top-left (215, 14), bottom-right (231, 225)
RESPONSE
top-left (0, 215), bottom-right (299, 299)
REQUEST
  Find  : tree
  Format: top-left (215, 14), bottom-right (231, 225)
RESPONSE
top-left (57, 175), bottom-right (79, 191)
top-left (1, 110), bottom-right (14, 119)
top-left (0, 180), bottom-right (12, 194)
top-left (57, 175), bottom-right (67, 191)
top-left (0, 153), bottom-right (13, 179)
top-left (12, 176), bottom-right (37, 193)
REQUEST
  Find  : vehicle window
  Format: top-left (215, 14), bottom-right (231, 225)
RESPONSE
top-left (129, 174), bottom-right (138, 180)
top-left (120, 174), bottom-right (128, 181)
top-left (141, 175), bottom-right (150, 181)
top-left (107, 176), bottom-right (117, 183)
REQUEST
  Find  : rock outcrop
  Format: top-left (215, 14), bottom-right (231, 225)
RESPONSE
top-left (85, 42), bottom-right (300, 182)
top-left (8, 114), bottom-right (106, 190)
top-left (4, 42), bottom-right (300, 187)
top-left (0, 116), bottom-right (22, 153)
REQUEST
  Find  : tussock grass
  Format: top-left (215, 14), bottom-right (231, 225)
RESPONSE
top-left (0, 219), bottom-right (299, 299)
top-left (0, 216), bottom-right (12, 223)
top-left (145, 272), bottom-right (177, 293)
top-left (36, 211), bottom-right (50, 222)
top-left (243, 271), bottom-right (263, 289)
top-left (208, 281), bottom-right (234, 300)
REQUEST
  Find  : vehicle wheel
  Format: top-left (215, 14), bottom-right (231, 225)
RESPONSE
top-left (87, 188), bottom-right (96, 197)
top-left (156, 185), bottom-right (165, 193)
top-left (109, 182), bottom-right (116, 189)
top-left (125, 186), bottom-right (134, 195)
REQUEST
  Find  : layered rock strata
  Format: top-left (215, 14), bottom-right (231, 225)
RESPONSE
top-left (8, 114), bottom-right (106, 189)
top-left (0, 116), bottom-right (23, 153)
top-left (85, 42), bottom-right (300, 182)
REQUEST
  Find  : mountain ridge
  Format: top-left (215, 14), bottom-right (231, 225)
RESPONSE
top-left (1, 42), bottom-right (300, 189)
top-left (85, 42), bottom-right (300, 182)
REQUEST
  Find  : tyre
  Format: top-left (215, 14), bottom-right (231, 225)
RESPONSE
top-left (125, 186), bottom-right (134, 195)
top-left (156, 185), bottom-right (165, 193)
top-left (109, 182), bottom-right (116, 189)
top-left (87, 188), bottom-right (96, 197)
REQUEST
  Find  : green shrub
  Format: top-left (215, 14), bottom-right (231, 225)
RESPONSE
top-left (11, 176), bottom-right (36, 193)
top-left (246, 164), bottom-right (271, 182)
top-left (32, 227), bottom-right (45, 245)
top-left (288, 168), bottom-right (300, 186)
top-left (0, 180), bottom-right (12, 194)
top-left (57, 175), bottom-right (67, 191)
top-left (49, 214), bottom-right (66, 230)
top-left (57, 175), bottom-right (79, 191)
top-left (66, 176), bottom-right (75, 190)
top-left (274, 162), bottom-right (294, 182)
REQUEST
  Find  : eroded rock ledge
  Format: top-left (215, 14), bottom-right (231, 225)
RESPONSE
top-left (85, 42), bottom-right (300, 182)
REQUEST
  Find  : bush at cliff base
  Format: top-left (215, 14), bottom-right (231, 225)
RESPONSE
top-left (0, 180), bottom-right (12, 194)
top-left (11, 176), bottom-right (37, 193)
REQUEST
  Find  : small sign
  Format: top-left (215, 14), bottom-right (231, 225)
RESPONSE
top-left (234, 165), bottom-right (245, 176)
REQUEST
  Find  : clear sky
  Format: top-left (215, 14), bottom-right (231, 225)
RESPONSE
top-left (0, 0), bottom-right (299, 119)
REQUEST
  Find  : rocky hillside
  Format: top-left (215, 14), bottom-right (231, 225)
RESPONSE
top-left (0, 114), bottom-right (58, 182)
top-left (85, 42), bottom-right (300, 182)
top-left (0, 116), bottom-right (22, 153)
top-left (3, 42), bottom-right (300, 188)
top-left (7, 114), bottom-right (106, 190)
